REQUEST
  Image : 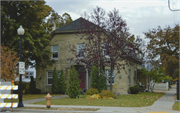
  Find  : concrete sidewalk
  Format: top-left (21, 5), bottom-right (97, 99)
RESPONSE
top-left (6, 85), bottom-right (180, 113)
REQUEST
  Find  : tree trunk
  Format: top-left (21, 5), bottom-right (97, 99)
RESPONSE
top-left (110, 65), bottom-right (113, 91)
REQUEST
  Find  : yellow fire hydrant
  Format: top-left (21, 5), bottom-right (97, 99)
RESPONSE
top-left (45, 93), bottom-right (52, 108)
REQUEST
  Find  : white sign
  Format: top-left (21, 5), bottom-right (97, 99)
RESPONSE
top-left (19, 62), bottom-right (25, 74)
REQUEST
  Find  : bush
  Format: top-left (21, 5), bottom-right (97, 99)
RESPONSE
top-left (90, 94), bottom-right (101, 99)
top-left (129, 85), bottom-right (140, 94)
top-left (52, 67), bottom-right (59, 94)
top-left (13, 81), bottom-right (30, 94)
top-left (67, 66), bottom-right (81, 98)
top-left (99, 89), bottom-right (116, 99)
top-left (58, 69), bottom-right (66, 94)
top-left (35, 88), bottom-right (41, 94)
top-left (29, 76), bottom-right (36, 94)
top-left (85, 88), bottom-right (99, 95)
top-left (98, 74), bottom-right (107, 92)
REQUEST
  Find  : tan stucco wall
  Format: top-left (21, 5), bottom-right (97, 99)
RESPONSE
top-left (111, 62), bottom-right (142, 94)
top-left (36, 33), bottom-right (86, 93)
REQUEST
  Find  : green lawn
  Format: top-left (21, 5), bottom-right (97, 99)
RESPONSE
top-left (173, 94), bottom-right (180, 111)
top-left (173, 102), bottom-right (180, 111)
top-left (4, 94), bottom-right (62, 102)
top-left (33, 92), bottom-right (165, 107)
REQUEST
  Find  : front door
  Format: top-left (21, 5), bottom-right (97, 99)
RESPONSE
top-left (78, 71), bottom-right (85, 89)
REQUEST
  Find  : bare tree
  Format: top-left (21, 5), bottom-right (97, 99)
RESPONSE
top-left (69, 6), bottom-right (142, 91)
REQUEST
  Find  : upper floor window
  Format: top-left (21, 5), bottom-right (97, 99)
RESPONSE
top-left (51, 45), bottom-right (58, 59)
top-left (77, 44), bottom-right (85, 57)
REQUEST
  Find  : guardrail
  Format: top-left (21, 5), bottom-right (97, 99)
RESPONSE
top-left (0, 81), bottom-right (18, 108)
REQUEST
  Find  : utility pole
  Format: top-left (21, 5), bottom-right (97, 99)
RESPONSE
top-left (168, 0), bottom-right (180, 101)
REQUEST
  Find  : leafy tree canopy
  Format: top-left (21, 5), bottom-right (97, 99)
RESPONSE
top-left (1, 1), bottom-right (73, 68)
top-left (1, 44), bottom-right (19, 81)
top-left (144, 24), bottom-right (179, 78)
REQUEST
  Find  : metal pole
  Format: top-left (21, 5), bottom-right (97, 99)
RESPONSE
top-left (178, 23), bottom-right (180, 101)
top-left (168, 0), bottom-right (180, 101)
top-left (18, 35), bottom-right (24, 107)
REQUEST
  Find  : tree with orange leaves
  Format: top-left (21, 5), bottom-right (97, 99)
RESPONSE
top-left (144, 24), bottom-right (179, 78)
top-left (1, 45), bottom-right (19, 81)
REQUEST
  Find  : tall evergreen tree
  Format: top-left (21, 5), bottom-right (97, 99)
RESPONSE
top-left (91, 66), bottom-right (99, 89)
top-left (98, 73), bottom-right (107, 92)
top-left (52, 67), bottom-right (59, 94)
top-left (67, 66), bottom-right (80, 98)
top-left (58, 69), bottom-right (66, 94)
top-left (91, 65), bottom-right (107, 92)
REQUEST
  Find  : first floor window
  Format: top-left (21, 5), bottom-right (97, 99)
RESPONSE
top-left (106, 69), bottom-right (115, 85)
top-left (128, 69), bottom-right (131, 85)
top-left (47, 71), bottom-right (60, 85)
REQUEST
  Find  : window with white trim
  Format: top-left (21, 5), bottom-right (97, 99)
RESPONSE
top-left (106, 69), bottom-right (115, 85)
top-left (102, 43), bottom-right (109, 57)
top-left (47, 71), bottom-right (60, 85)
top-left (77, 44), bottom-right (85, 57)
top-left (51, 45), bottom-right (58, 59)
top-left (128, 69), bottom-right (131, 85)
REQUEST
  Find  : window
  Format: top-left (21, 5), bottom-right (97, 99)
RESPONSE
top-left (47, 71), bottom-right (60, 85)
top-left (106, 69), bottom-right (115, 85)
top-left (102, 43), bottom-right (109, 57)
top-left (128, 69), bottom-right (131, 85)
top-left (134, 70), bottom-right (137, 82)
top-left (51, 45), bottom-right (58, 59)
top-left (25, 71), bottom-right (34, 78)
top-left (77, 44), bottom-right (85, 57)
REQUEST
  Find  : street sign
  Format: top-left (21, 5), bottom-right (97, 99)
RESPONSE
top-left (19, 62), bottom-right (25, 74)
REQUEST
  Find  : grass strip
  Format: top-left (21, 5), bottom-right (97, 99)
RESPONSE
top-left (173, 94), bottom-right (180, 111)
top-left (173, 102), bottom-right (180, 111)
top-left (4, 94), bottom-right (62, 102)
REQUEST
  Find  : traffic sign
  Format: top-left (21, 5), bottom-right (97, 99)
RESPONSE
top-left (19, 62), bottom-right (25, 74)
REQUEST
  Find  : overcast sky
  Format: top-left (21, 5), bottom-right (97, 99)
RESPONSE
top-left (45, 0), bottom-right (180, 39)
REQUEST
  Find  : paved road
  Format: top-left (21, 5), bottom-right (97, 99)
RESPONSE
top-left (1, 85), bottom-right (179, 113)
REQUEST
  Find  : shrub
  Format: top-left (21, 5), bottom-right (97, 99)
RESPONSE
top-left (67, 66), bottom-right (81, 98)
top-left (91, 66), bottom-right (99, 89)
top-left (29, 76), bottom-right (36, 94)
top-left (52, 67), bottom-right (59, 94)
top-left (98, 73), bottom-right (107, 92)
top-left (58, 69), bottom-right (66, 94)
top-left (99, 90), bottom-right (116, 99)
top-left (90, 94), bottom-right (101, 99)
top-left (91, 66), bottom-right (107, 92)
top-left (129, 85), bottom-right (140, 94)
top-left (13, 81), bottom-right (30, 94)
top-left (85, 88), bottom-right (99, 95)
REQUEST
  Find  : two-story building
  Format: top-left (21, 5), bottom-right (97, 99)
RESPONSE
top-left (36, 17), bottom-right (142, 94)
